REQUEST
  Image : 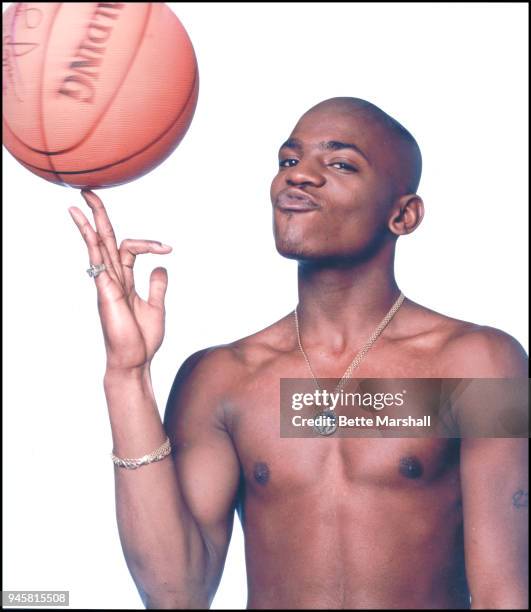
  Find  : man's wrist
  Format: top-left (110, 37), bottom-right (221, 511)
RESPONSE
top-left (103, 366), bottom-right (155, 404)
top-left (104, 365), bottom-right (151, 385)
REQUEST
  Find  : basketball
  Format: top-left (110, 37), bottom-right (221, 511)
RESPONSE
top-left (2, 3), bottom-right (199, 189)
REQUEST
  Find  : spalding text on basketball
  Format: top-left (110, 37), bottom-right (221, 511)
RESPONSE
top-left (58, 3), bottom-right (125, 104)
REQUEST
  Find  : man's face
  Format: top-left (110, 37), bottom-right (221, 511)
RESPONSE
top-left (270, 108), bottom-right (398, 262)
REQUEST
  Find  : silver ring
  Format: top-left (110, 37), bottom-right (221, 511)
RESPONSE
top-left (86, 263), bottom-right (106, 278)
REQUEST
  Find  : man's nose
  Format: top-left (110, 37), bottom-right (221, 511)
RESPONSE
top-left (285, 159), bottom-right (324, 187)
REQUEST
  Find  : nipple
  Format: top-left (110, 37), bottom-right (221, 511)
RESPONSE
top-left (399, 456), bottom-right (423, 479)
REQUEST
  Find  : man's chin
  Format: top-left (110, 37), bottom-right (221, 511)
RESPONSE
top-left (275, 241), bottom-right (334, 263)
top-left (274, 242), bottom-right (370, 267)
top-left (275, 240), bottom-right (311, 261)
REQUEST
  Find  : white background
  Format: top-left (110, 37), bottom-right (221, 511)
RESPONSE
top-left (3, 2), bottom-right (528, 609)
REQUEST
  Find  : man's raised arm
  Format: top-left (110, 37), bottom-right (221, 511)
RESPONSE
top-left (68, 191), bottom-right (240, 609)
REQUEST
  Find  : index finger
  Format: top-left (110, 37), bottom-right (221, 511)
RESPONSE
top-left (81, 190), bottom-right (125, 285)
top-left (68, 206), bottom-right (113, 289)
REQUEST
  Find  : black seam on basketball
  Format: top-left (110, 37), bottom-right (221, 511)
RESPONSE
top-left (40, 3), bottom-right (65, 184)
top-left (8, 65), bottom-right (198, 177)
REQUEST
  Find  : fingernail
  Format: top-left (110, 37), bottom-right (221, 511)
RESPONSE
top-left (159, 243), bottom-right (172, 249)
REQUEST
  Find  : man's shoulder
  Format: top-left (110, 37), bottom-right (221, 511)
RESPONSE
top-left (440, 321), bottom-right (528, 377)
top-left (176, 313), bottom-right (294, 387)
top-left (405, 301), bottom-right (528, 377)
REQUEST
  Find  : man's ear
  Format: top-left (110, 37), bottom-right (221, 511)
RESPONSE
top-left (388, 194), bottom-right (424, 236)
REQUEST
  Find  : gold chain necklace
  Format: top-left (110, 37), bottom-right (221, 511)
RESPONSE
top-left (293, 291), bottom-right (405, 435)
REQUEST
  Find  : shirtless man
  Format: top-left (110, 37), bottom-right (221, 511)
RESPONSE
top-left (69, 97), bottom-right (528, 609)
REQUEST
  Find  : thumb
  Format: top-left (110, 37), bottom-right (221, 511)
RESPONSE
top-left (148, 267), bottom-right (168, 309)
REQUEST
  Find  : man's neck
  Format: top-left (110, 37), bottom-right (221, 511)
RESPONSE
top-left (296, 252), bottom-right (401, 353)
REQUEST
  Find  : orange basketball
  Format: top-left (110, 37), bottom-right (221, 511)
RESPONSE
top-left (2, 2), bottom-right (199, 189)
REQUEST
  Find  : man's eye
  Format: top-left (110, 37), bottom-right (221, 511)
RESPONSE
top-left (278, 159), bottom-right (356, 171)
top-left (278, 159), bottom-right (296, 168)
top-left (331, 162), bottom-right (356, 171)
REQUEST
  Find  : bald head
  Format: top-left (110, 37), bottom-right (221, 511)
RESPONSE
top-left (302, 97), bottom-right (422, 195)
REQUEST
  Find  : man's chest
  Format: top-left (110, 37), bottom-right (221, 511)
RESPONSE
top-left (223, 371), bottom-right (461, 497)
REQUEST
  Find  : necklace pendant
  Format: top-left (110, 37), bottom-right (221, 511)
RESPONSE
top-left (313, 410), bottom-right (338, 436)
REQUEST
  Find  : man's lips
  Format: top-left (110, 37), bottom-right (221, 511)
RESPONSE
top-left (275, 190), bottom-right (320, 212)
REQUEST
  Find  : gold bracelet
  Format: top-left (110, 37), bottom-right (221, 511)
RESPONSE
top-left (110, 436), bottom-right (172, 470)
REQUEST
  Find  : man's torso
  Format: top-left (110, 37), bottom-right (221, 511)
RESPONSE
top-left (190, 299), bottom-right (501, 608)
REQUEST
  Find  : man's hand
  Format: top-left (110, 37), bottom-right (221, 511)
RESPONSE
top-left (69, 190), bottom-right (173, 372)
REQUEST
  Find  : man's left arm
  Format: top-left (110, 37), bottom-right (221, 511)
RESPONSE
top-left (461, 437), bottom-right (528, 609)
top-left (454, 326), bottom-right (528, 609)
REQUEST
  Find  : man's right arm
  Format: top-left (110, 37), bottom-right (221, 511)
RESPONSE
top-left (68, 191), bottom-right (241, 608)
top-left (106, 347), bottom-right (241, 609)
